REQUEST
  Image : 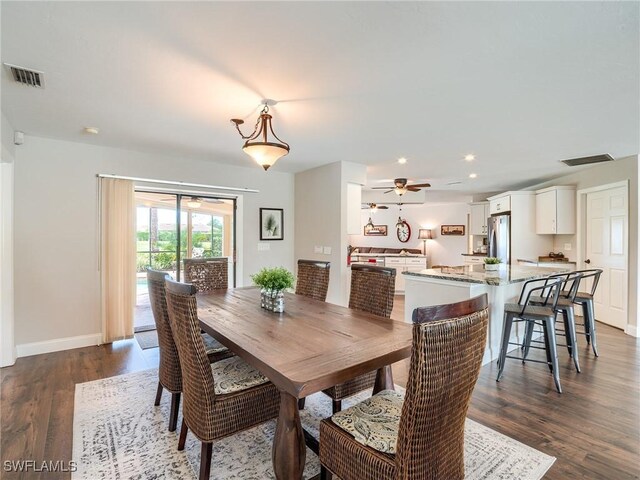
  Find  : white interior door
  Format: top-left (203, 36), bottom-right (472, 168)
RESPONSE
top-left (585, 185), bottom-right (628, 329)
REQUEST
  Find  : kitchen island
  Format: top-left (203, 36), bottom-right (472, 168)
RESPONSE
top-left (403, 265), bottom-right (571, 365)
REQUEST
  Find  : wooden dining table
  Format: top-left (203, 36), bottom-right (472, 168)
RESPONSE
top-left (196, 287), bottom-right (413, 480)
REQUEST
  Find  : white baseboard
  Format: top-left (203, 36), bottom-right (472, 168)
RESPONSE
top-left (16, 333), bottom-right (102, 358)
top-left (624, 324), bottom-right (639, 337)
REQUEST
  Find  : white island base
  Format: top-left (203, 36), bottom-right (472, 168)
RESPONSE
top-left (403, 265), bottom-right (570, 365)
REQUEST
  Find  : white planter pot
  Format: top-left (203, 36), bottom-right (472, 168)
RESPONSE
top-left (484, 263), bottom-right (500, 271)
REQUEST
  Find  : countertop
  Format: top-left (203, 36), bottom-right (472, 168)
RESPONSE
top-left (461, 253), bottom-right (488, 257)
top-left (403, 264), bottom-right (572, 286)
top-left (351, 253), bottom-right (426, 258)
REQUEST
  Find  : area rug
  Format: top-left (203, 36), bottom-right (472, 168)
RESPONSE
top-left (73, 369), bottom-right (555, 480)
top-left (134, 329), bottom-right (159, 350)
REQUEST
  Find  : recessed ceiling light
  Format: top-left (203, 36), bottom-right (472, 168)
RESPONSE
top-left (398, 157), bottom-right (407, 164)
top-left (464, 154), bottom-right (475, 161)
top-left (84, 127), bottom-right (99, 135)
top-left (469, 173), bottom-right (478, 179)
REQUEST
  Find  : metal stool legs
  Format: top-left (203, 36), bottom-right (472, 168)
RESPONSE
top-left (581, 299), bottom-right (599, 357)
top-left (497, 313), bottom-right (562, 393)
top-left (561, 308), bottom-right (581, 373)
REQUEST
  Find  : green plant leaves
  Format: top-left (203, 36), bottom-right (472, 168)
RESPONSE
top-left (251, 267), bottom-right (295, 291)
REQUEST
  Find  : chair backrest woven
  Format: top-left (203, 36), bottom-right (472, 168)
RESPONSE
top-left (348, 264), bottom-right (396, 318)
top-left (183, 258), bottom-right (228, 293)
top-left (396, 295), bottom-right (489, 479)
top-left (147, 269), bottom-right (182, 392)
top-left (295, 260), bottom-right (331, 301)
top-left (164, 278), bottom-right (217, 440)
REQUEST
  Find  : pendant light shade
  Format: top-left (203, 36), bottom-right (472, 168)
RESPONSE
top-left (231, 103), bottom-right (290, 171)
top-left (365, 217), bottom-right (374, 228)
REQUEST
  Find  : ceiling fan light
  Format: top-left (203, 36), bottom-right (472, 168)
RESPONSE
top-left (187, 199), bottom-right (202, 208)
top-left (242, 142), bottom-right (289, 170)
top-left (394, 186), bottom-right (407, 196)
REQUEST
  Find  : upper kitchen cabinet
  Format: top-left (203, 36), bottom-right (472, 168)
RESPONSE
top-left (469, 202), bottom-right (489, 235)
top-left (489, 194), bottom-right (511, 214)
top-left (535, 186), bottom-right (576, 234)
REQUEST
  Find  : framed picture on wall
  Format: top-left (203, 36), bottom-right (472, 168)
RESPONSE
top-left (260, 208), bottom-right (284, 240)
top-left (441, 224), bottom-right (465, 236)
top-left (364, 224), bottom-right (388, 236)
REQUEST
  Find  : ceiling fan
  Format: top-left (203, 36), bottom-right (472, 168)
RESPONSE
top-left (361, 203), bottom-right (389, 211)
top-left (372, 178), bottom-right (431, 196)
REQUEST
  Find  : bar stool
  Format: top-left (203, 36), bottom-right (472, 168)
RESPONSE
top-left (496, 277), bottom-right (564, 393)
top-left (525, 271), bottom-right (584, 373)
top-left (569, 269), bottom-right (603, 357)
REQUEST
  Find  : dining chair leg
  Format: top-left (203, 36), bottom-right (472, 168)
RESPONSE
top-left (496, 313), bottom-right (513, 381)
top-left (169, 392), bottom-right (181, 432)
top-left (320, 465), bottom-right (333, 480)
top-left (332, 399), bottom-right (342, 414)
top-left (542, 320), bottom-right (553, 372)
top-left (199, 442), bottom-right (213, 480)
top-left (298, 398), bottom-right (306, 410)
top-left (581, 302), bottom-right (592, 344)
top-left (178, 419), bottom-right (188, 451)
top-left (565, 309), bottom-right (581, 373)
top-left (585, 300), bottom-right (599, 357)
top-left (154, 382), bottom-right (163, 406)
top-left (545, 317), bottom-right (562, 393)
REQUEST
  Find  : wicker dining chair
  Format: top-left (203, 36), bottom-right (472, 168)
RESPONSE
top-left (146, 269), bottom-right (233, 432)
top-left (295, 259), bottom-right (331, 302)
top-left (183, 258), bottom-right (228, 293)
top-left (319, 295), bottom-right (489, 480)
top-left (164, 278), bottom-right (280, 480)
top-left (322, 264), bottom-right (396, 413)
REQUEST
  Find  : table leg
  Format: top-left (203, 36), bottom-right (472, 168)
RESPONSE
top-left (373, 365), bottom-right (394, 393)
top-left (272, 391), bottom-right (306, 480)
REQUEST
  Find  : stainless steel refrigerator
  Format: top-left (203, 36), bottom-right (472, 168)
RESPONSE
top-left (488, 214), bottom-right (511, 264)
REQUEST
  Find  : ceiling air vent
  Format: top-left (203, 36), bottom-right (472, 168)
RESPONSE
top-left (561, 154), bottom-right (614, 167)
top-left (4, 63), bottom-right (45, 88)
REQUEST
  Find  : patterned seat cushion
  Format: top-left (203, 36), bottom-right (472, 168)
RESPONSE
top-left (201, 332), bottom-right (229, 354)
top-left (330, 389), bottom-right (403, 454)
top-left (210, 356), bottom-right (270, 395)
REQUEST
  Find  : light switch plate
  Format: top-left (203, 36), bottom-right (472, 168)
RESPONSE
top-left (258, 243), bottom-right (270, 251)
top-left (314, 246), bottom-right (323, 253)
top-left (564, 243), bottom-right (572, 251)
top-left (323, 246), bottom-right (332, 255)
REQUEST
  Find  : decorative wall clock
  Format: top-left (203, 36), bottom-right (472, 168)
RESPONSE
top-left (397, 220), bottom-right (411, 243)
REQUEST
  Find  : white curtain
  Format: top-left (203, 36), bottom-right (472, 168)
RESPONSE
top-left (100, 178), bottom-right (136, 343)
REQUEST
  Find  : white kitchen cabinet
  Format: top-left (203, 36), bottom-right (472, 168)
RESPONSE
top-left (469, 202), bottom-right (489, 235)
top-left (463, 256), bottom-right (485, 266)
top-left (535, 186), bottom-right (576, 234)
top-left (489, 195), bottom-right (511, 215)
top-left (385, 257), bottom-right (427, 293)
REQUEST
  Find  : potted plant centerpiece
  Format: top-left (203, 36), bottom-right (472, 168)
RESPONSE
top-left (483, 257), bottom-right (501, 271)
top-left (251, 267), bottom-right (295, 313)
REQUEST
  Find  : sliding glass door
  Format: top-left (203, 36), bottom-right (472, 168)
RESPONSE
top-left (134, 191), bottom-right (236, 330)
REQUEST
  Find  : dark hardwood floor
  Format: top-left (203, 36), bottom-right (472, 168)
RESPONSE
top-left (1, 296), bottom-right (638, 479)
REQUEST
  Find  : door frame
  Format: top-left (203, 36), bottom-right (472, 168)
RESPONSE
top-left (576, 180), bottom-right (632, 334)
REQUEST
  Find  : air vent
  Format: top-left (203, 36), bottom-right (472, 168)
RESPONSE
top-left (446, 181), bottom-right (462, 186)
top-left (4, 63), bottom-right (44, 88)
top-left (561, 154), bottom-right (614, 167)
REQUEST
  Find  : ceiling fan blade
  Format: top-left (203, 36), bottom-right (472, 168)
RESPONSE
top-left (378, 205), bottom-right (389, 209)
top-left (371, 186), bottom-right (393, 190)
top-left (410, 183), bottom-right (431, 188)
top-left (383, 189), bottom-right (394, 194)
top-left (407, 187), bottom-right (421, 192)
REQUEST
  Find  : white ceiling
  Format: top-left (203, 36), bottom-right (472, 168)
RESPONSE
top-left (1, 2), bottom-right (638, 194)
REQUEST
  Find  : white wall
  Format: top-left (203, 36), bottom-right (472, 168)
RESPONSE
top-left (1, 112), bottom-right (16, 366)
top-left (524, 155), bottom-right (639, 331)
top-left (13, 135), bottom-right (295, 349)
top-left (349, 202), bottom-right (472, 267)
top-left (294, 161), bottom-right (367, 306)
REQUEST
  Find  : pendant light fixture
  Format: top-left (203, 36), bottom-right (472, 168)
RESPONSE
top-left (230, 102), bottom-right (290, 171)
top-left (395, 203), bottom-right (405, 228)
top-left (365, 217), bottom-right (375, 229)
